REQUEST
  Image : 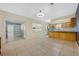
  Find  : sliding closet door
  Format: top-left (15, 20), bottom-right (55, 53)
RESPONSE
top-left (14, 24), bottom-right (23, 39)
top-left (7, 24), bottom-right (14, 42)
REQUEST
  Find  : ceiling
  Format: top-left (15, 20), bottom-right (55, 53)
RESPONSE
top-left (0, 3), bottom-right (78, 23)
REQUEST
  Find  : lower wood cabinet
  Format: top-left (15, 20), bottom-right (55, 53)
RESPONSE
top-left (48, 31), bottom-right (77, 42)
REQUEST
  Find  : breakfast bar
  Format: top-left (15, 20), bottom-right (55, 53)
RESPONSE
top-left (48, 31), bottom-right (77, 42)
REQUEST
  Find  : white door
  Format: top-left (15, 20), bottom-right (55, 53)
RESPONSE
top-left (7, 24), bottom-right (14, 42)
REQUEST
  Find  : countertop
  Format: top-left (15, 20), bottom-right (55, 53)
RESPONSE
top-left (49, 31), bottom-right (77, 33)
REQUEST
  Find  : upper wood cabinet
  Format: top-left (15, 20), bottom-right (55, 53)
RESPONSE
top-left (49, 17), bottom-right (76, 29)
top-left (62, 22), bottom-right (71, 28)
top-left (62, 17), bottom-right (76, 28)
top-left (49, 24), bottom-right (56, 28)
top-left (71, 17), bottom-right (76, 23)
top-left (70, 17), bottom-right (76, 27)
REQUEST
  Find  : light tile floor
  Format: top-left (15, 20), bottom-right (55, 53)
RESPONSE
top-left (1, 36), bottom-right (79, 56)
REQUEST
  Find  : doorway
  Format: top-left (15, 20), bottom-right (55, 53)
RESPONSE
top-left (6, 21), bottom-right (24, 42)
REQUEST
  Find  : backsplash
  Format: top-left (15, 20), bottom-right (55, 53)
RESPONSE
top-left (48, 27), bottom-right (76, 32)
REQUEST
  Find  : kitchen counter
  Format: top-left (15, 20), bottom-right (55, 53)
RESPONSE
top-left (49, 31), bottom-right (77, 32)
top-left (48, 27), bottom-right (77, 32)
top-left (48, 31), bottom-right (77, 42)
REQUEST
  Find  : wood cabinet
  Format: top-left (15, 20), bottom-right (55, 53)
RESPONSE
top-left (48, 31), bottom-right (77, 42)
top-left (48, 17), bottom-right (77, 42)
top-left (62, 17), bottom-right (76, 28)
top-left (71, 17), bottom-right (76, 27)
top-left (62, 22), bottom-right (71, 28)
top-left (49, 24), bottom-right (56, 28)
top-left (49, 17), bottom-right (76, 29)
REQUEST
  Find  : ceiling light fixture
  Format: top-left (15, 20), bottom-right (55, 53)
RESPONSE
top-left (50, 3), bottom-right (54, 5)
top-left (37, 10), bottom-right (44, 17)
top-left (37, 3), bottom-right (54, 18)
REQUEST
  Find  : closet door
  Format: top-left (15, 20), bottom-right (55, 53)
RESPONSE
top-left (14, 24), bottom-right (22, 39)
top-left (7, 24), bottom-right (14, 42)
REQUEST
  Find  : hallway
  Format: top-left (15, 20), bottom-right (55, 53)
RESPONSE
top-left (2, 36), bottom-right (79, 56)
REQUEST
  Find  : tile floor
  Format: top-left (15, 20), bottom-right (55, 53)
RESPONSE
top-left (1, 36), bottom-right (79, 56)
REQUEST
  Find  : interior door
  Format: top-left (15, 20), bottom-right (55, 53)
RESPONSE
top-left (7, 24), bottom-right (14, 42)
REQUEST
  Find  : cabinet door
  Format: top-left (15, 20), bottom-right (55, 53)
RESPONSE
top-left (62, 22), bottom-right (71, 28)
top-left (60, 32), bottom-right (65, 40)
